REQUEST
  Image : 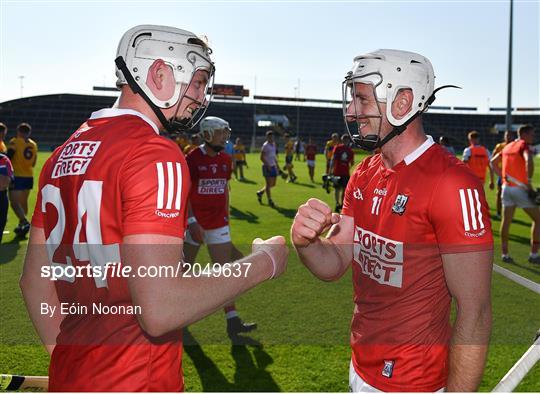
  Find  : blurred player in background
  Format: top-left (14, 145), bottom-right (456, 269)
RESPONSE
top-left (0, 123), bottom-right (7, 153)
top-left (174, 131), bottom-right (189, 152)
top-left (283, 133), bottom-right (297, 182)
top-left (439, 135), bottom-right (455, 156)
top-left (184, 116), bottom-right (257, 339)
top-left (491, 125), bottom-right (540, 265)
top-left (0, 152), bottom-right (14, 243)
top-left (292, 49), bottom-right (493, 392)
top-left (492, 130), bottom-right (514, 219)
top-left (325, 132), bottom-right (340, 174)
top-left (184, 133), bottom-right (201, 155)
top-left (462, 130), bottom-right (494, 190)
top-left (7, 122), bottom-right (37, 238)
top-left (304, 137), bottom-right (317, 182)
top-left (21, 25), bottom-right (288, 392)
top-left (294, 137), bottom-right (304, 161)
top-left (233, 137), bottom-right (247, 181)
top-left (257, 130), bottom-right (279, 207)
top-left (330, 134), bottom-right (354, 212)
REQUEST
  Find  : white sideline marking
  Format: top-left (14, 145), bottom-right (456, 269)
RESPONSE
top-left (493, 264), bottom-right (540, 294)
top-left (492, 335), bottom-right (540, 392)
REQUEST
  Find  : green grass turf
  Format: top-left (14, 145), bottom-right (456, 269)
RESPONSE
top-left (1, 151), bottom-right (539, 391)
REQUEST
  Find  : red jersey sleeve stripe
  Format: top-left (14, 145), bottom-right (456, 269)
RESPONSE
top-left (175, 162), bottom-right (182, 210)
top-left (156, 162), bottom-right (165, 209)
top-left (166, 162), bottom-right (175, 210)
top-left (474, 188), bottom-right (485, 229)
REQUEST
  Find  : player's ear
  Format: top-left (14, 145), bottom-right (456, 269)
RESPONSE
top-left (391, 88), bottom-right (413, 120)
top-left (146, 59), bottom-right (175, 101)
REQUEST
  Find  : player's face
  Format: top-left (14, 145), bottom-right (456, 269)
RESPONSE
top-left (345, 82), bottom-right (383, 137)
top-left (171, 69), bottom-right (210, 122)
top-left (209, 127), bottom-right (231, 147)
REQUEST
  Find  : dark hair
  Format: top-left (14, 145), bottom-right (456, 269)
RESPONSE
top-left (266, 130), bottom-right (273, 137)
top-left (518, 124), bottom-right (535, 136)
top-left (17, 122), bottom-right (32, 134)
top-left (439, 136), bottom-right (450, 145)
top-left (468, 130), bottom-right (479, 140)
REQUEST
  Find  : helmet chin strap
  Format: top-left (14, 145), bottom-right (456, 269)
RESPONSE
top-left (115, 56), bottom-right (192, 134)
top-left (204, 142), bottom-right (224, 153)
top-left (351, 85), bottom-right (460, 151)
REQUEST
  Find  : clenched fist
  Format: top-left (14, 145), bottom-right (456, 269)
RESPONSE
top-left (291, 198), bottom-right (340, 247)
top-left (252, 236), bottom-right (289, 279)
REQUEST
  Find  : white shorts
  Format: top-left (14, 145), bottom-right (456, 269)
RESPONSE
top-left (307, 160), bottom-right (315, 168)
top-left (502, 185), bottom-right (536, 209)
top-left (349, 361), bottom-right (380, 392)
top-left (184, 225), bottom-right (231, 246)
top-left (348, 360), bottom-right (445, 392)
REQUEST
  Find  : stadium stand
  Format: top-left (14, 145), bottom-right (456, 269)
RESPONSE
top-left (0, 93), bottom-right (538, 151)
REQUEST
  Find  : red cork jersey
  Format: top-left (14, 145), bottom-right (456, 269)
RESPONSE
top-left (32, 108), bottom-right (190, 392)
top-left (342, 136), bottom-right (493, 392)
top-left (186, 145), bottom-right (232, 230)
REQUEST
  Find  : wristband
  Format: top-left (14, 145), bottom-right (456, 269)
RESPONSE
top-left (259, 249), bottom-right (277, 279)
top-left (187, 216), bottom-right (197, 225)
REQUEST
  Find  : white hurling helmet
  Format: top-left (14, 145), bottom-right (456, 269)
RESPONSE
top-left (342, 49), bottom-right (457, 151)
top-left (115, 24), bottom-right (215, 133)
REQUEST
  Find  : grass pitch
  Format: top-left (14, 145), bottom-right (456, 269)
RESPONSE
top-left (0, 151), bottom-right (539, 391)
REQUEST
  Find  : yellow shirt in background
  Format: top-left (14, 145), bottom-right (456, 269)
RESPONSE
top-left (8, 136), bottom-right (38, 177)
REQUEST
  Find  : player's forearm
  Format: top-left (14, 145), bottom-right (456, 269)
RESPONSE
top-left (446, 304), bottom-right (491, 391)
top-left (20, 279), bottom-right (61, 355)
top-left (129, 251), bottom-right (273, 337)
top-left (294, 237), bottom-right (349, 281)
top-left (20, 233), bottom-right (62, 355)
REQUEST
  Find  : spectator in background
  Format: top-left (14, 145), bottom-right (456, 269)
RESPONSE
top-left (304, 137), bottom-right (318, 182)
top-left (233, 137), bottom-right (247, 181)
top-left (492, 130), bottom-right (515, 219)
top-left (330, 134), bottom-right (354, 212)
top-left (491, 124), bottom-right (540, 265)
top-left (184, 133), bottom-right (201, 155)
top-left (0, 123), bottom-right (7, 154)
top-left (0, 152), bottom-right (14, 243)
top-left (439, 135), bottom-right (455, 156)
top-left (256, 130), bottom-right (279, 207)
top-left (7, 122), bottom-right (37, 238)
top-left (462, 130), bottom-right (494, 190)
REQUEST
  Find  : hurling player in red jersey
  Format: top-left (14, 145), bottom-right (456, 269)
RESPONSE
top-left (330, 134), bottom-right (354, 212)
top-left (291, 50), bottom-right (493, 392)
top-left (184, 116), bottom-right (257, 340)
top-left (20, 25), bottom-right (288, 392)
top-left (304, 137), bottom-right (318, 182)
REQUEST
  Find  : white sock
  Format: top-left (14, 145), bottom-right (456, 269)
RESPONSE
top-left (530, 253), bottom-right (538, 258)
top-left (226, 310), bottom-right (238, 319)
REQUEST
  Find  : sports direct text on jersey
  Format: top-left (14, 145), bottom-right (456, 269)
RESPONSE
top-left (51, 141), bottom-right (101, 178)
top-left (353, 225), bottom-right (404, 288)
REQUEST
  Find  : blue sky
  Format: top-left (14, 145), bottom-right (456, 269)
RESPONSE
top-left (0, 0), bottom-right (538, 111)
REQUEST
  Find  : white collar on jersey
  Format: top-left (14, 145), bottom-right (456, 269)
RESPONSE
top-left (89, 108), bottom-right (160, 135)
top-left (403, 135), bottom-right (435, 166)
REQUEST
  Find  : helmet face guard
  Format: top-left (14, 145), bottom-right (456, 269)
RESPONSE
top-left (341, 49), bottom-right (443, 152)
top-left (199, 116), bottom-right (231, 152)
top-left (169, 52), bottom-right (215, 132)
top-left (342, 72), bottom-right (386, 152)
